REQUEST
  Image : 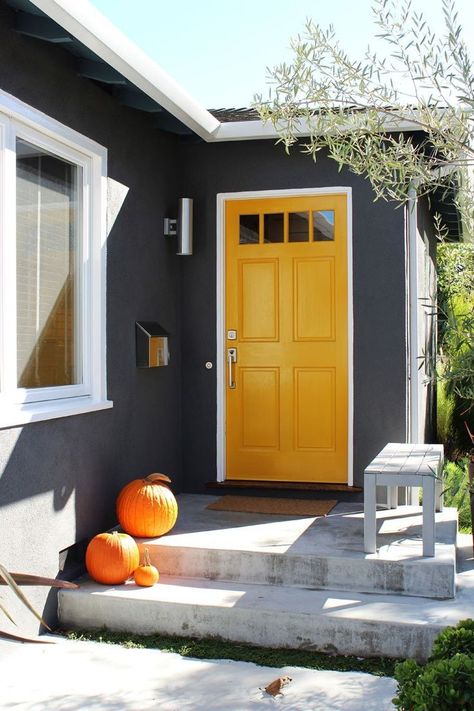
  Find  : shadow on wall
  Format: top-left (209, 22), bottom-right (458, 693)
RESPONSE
top-left (0, 178), bottom-right (133, 631)
top-left (0, 412), bottom-right (119, 633)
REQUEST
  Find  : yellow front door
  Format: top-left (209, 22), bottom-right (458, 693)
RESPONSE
top-left (225, 194), bottom-right (348, 483)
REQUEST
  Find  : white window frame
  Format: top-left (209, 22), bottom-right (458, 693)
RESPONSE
top-left (0, 89), bottom-right (112, 428)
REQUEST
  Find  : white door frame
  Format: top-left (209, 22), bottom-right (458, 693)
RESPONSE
top-left (216, 187), bottom-right (354, 485)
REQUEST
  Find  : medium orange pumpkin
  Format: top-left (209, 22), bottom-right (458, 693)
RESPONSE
top-left (133, 548), bottom-right (159, 587)
top-left (117, 473), bottom-right (178, 538)
top-left (85, 531), bottom-right (139, 585)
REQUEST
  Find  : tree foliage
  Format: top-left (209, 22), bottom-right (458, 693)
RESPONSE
top-left (255, 0), bottom-right (474, 238)
top-left (437, 242), bottom-right (474, 403)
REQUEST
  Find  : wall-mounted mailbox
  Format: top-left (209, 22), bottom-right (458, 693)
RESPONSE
top-left (136, 321), bottom-right (170, 368)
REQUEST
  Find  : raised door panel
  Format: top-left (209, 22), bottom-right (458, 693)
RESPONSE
top-left (240, 368), bottom-right (280, 449)
top-left (294, 367), bottom-right (336, 450)
top-left (239, 259), bottom-right (279, 341)
top-left (293, 257), bottom-right (335, 341)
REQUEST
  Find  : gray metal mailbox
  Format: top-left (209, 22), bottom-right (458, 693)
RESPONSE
top-left (135, 321), bottom-right (170, 368)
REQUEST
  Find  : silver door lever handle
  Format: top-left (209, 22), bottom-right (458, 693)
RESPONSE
top-left (228, 348), bottom-right (237, 389)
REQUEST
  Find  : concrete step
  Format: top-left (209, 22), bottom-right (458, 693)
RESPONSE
top-left (58, 569), bottom-right (473, 662)
top-left (140, 539), bottom-right (456, 600)
top-left (134, 499), bottom-right (458, 599)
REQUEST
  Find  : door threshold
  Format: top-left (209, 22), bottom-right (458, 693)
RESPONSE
top-left (206, 480), bottom-right (362, 493)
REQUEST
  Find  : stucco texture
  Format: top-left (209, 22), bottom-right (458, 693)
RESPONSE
top-left (0, 1), bottom-right (183, 633)
top-left (0, 0), bottom-right (409, 634)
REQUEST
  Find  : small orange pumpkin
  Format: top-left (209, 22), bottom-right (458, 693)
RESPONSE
top-left (117, 473), bottom-right (178, 538)
top-left (133, 548), bottom-right (159, 587)
top-left (85, 531), bottom-right (139, 585)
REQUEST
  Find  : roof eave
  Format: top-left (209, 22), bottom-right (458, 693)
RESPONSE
top-left (29, 0), bottom-right (220, 141)
top-left (27, 1), bottom-right (433, 144)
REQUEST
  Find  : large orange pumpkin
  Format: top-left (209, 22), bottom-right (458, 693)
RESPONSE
top-left (116, 473), bottom-right (178, 538)
top-left (85, 531), bottom-right (139, 585)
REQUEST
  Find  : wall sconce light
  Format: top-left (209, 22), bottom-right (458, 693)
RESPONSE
top-left (164, 198), bottom-right (193, 255)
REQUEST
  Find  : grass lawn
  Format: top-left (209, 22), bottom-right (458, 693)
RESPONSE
top-left (62, 628), bottom-right (397, 677)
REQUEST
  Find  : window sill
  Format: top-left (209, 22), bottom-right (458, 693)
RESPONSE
top-left (0, 397), bottom-right (114, 430)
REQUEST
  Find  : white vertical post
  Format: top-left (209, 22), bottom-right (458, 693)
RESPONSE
top-left (422, 480), bottom-right (435, 557)
top-left (407, 189), bottom-right (420, 506)
top-left (364, 473), bottom-right (377, 553)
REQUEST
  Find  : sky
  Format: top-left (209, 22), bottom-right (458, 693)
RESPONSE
top-left (89, 0), bottom-right (474, 109)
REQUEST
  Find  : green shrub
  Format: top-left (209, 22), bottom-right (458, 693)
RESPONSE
top-left (392, 658), bottom-right (423, 710)
top-left (430, 619), bottom-right (474, 661)
top-left (436, 243), bottom-right (474, 456)
top-left (443, 459), bottom-right (472, 533)
top-left (393, 654), bottom-right (474, 710)
top-left (437, 379), bottom-right (455, 447)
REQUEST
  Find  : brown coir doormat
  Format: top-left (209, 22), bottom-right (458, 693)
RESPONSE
top-left (206, 495), bottom-right (337, 516)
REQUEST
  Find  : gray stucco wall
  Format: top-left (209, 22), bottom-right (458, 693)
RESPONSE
top-left (179, 140), bottom-right (408, 492)
top-left (0, 3), bottom-right (183, 632)
top-left (0, 0), bottom-right (411, 635)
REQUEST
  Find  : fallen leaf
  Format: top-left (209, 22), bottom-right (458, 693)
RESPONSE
top-left (263, 675), bottom-right (293, 697)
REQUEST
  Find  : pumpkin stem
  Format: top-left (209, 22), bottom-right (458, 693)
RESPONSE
top-left (145, 473), bottom-right (172, 485)
top-left (143, 548), bottom-right (152, 566)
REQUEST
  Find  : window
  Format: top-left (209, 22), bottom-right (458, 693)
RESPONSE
top-left (0, 90), bottom-right (112, 427)
top-left (238, 209), bottom-right (336, 244)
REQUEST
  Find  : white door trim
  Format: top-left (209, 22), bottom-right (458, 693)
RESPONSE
top-left (406, 189), bottom-right (421, 444)
top-left (216, 187), bottom-right (354, 485)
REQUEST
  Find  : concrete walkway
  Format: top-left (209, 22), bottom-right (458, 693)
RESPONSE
top-left (0, 636), bottom-right (397, 710)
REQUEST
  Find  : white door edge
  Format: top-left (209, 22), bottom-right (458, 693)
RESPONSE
top-left (216, 187), bottom-right (354, 486)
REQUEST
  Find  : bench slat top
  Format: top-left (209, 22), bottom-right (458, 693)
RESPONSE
top-left (365, 443), bottom-right (444, 477)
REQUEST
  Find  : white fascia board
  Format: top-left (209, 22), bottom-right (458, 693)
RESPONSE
top-left (212, 117), bottom-right (424, 142)
top-left (211, 119), bottom-right (304, 142)
top-left (28, 0), bottom-right (220, 141)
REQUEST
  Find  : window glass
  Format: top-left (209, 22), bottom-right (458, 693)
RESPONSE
top-left (16, 139), bottom-right (82, 388)
top-left (239, 214), bottom-right (259, 244)
top-left (289, 211), bottom-right (310, 242)
top-left (312, 210), bottom-right (335, 241)
top-left (264, 213), bottom-right (284, 243)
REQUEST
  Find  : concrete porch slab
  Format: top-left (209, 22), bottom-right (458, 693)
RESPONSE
top-left (137, 495), bottom-right (457, 599)
top-left (58, 533), bottom-right (473, 662)
top-left (59, 551), bottom-right (473, 661)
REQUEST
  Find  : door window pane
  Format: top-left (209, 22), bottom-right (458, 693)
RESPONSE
top-left (264, 213), bottom-right (284, 243)
top-left (239, 214), bottom-right (259, 244)
top-left (16, 139), bottom-right (82, 388)
top-left (312, 210), bottom-right (335, 241)
top-left (289, 211), bottom-right (310, 242)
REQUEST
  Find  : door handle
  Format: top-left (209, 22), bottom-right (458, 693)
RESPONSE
top-left (228, 348), bottom-right (237, 389)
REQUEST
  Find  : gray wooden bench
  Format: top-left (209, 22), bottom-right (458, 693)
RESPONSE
top-left (363, 443), bottom-right (444, 557)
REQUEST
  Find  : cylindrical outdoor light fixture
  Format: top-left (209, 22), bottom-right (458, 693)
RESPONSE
top-left (164, 197), bottom-right (194, 256)
top-left (177, 197), bottom-right (193, 255)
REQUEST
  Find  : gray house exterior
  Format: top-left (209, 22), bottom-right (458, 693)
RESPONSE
top-left (0, 0), bottom-right (439, 633)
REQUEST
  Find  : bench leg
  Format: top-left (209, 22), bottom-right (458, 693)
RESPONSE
top-left (422, 480), bottom-right (435, 557)
top-left (407, 486), bottom-right (419, 506)
top-left (364, 475), bottom-right (377, 554)
top-left (387, 486), bottom-right (398, 508)
top-left (435, 477), bottom-right (444, 513)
